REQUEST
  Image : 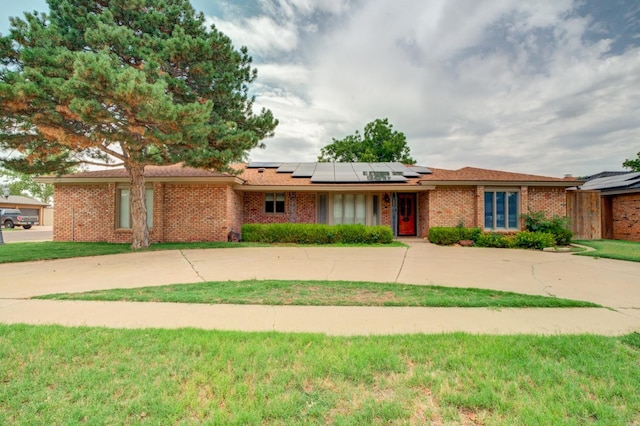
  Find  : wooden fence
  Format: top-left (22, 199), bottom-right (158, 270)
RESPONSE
top-left (566, 190), bottom-right (602, 240)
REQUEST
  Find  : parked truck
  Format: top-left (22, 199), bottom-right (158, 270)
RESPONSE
top-left (0, 208), bottom-right (39, 229)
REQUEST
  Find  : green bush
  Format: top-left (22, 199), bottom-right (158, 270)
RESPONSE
top-left (512, 231), bottom-right (555, 250)
top-left (240, 223), bottom-right (393, 244)
top-left (521, 211), bottom-right (573, 245)
top-left (428, 227), bottom-right (481, 245)
top-left (475, 233), bottom-right (514, 248)
top-left (428, 227), bottom-right (461, 245)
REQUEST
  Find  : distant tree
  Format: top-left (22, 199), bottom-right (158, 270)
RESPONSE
top-left (0, 0), bottom-right (277, 249)
top-left (623, 151), bottom-right (640, 171)
top-left (1, 168), bottom-right (54, 204)
top-left (319, 118), bottom-right (416, 164)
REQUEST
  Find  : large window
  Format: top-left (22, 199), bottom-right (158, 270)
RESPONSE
top-left (265, 193), bottom-right (285, 213)
top-left (484, 190), bottom-right (518, 230)
top-left (317, 193), bottom-right (380, 225)
top-left (117, 188), bottom-right (153, 229)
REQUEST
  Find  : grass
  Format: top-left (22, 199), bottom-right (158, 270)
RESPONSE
top-left (1, 325), bottom-right (639, 424)
top-left (574, 239), bottom-right (640, 262)
top-left (34, 279), bottom-right (599, 308)
top-left (0, 241), bottom-right (405, 264)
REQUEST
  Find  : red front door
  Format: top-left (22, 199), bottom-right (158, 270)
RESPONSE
top-left (397, 193), bottom-right (416, 236)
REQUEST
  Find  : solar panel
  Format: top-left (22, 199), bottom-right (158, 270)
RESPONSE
top-left (581, 172), bottom-right (640, 190)
top-left (408, 165), bottom-right (432, 174)
top-left (276, 162), bottom-right (300, 173)
top-left (291, 162), bottom-right (316, 177)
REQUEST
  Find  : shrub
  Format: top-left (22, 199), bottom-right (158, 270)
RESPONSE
top-left (428, 227), bottom-right (461, 245)
top-left (475, 233), bottom-right (514, 248)
top-left (240, 223), bottom-right (393, 244)
top-left (512, 231), bottom-right (555, 250)
top-left (428, 227), bottom-right (481, 245)
top-left (521, 211), bottom-right (573, 246)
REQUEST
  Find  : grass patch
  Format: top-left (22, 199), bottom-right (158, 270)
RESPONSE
top-left (574, 239), bottom-right (640, 262)
top-left (0, 241), bottom-right (405, 264)
top-left (1, 324), bottom-right (639, 424)
top-left (35, 280), bottom-right (599, 308)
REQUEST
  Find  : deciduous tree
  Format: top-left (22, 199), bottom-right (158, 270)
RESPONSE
top-left (623, 152), bottom-right (640, 171)
top-left (0, 0), bottom-right (277, 248)
top-left (318, 118), bottom-right (416, 164)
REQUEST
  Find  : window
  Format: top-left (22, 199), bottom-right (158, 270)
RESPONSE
top-left (484, 190), bottom-right (519, 230)
top-left (265, 193), bottom-right (285, 213)
top-left (318, 193), bottom-right (379, 225)
top-left (117, 188), bottom-right (153, 229)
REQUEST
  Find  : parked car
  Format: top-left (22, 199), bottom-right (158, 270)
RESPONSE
top-left (0, 208), bottom-right (39, 229)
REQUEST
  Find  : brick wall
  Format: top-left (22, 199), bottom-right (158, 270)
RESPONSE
top-left (612, 193), bottom-right (640, 241)
top-left (427, 187), bottom-right (478, 228)
top-left (527, 187), bottom-right (567, 217)
top-left (54, 183), bottom-right (239, 243)
top-left (53, 184), bottom-right (114, 242)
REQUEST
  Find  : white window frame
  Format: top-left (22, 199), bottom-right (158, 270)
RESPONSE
top-left (264, 192), bottom-right (285, 214)
top-left (317, 193), bottom-right (381, 226)
top-left (484, 189), bottom-right (519, 230)
top-left (116, 187), bottom-right (153, 229)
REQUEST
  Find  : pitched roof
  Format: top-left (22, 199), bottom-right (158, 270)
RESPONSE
top-left (418, 166), bottom-right (578, 183)
top-left (0, 195), bottom-right (49, 206)
top-left (40, 162), bottom-right (579, 188)
top-left (68, 163), bottom-right (230, 179)
top-left (580, 172), bottom-right (640, 192)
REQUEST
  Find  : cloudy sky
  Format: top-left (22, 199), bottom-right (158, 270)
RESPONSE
top-left (2, 0), bottom-right (639, 177)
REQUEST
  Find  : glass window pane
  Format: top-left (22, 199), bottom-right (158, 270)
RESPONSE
top-left (275, 193), bottom-right (285, 213)
top-left (317, 194), bottom-right (328, 224)
top-left (507, 192), bottom-right (518, 229)
top-left (333, 194), bottom-right (343, 224)
top-left (496, 192), bottom-right (506, 228)
top-left (344, 194), bottom-right (355, 224)
top-left (355, 194), bottom-right (366, 224)
top-left (372, 195), bottom-right (379, 225)
top-left (119, 189), bottom-right (130, 228)
top-left (484, 192), bottom-right (493, 228)
top-left (145, 188), bottom-right (153, 228)
top-left (265, 193), bottom-right (274, 213)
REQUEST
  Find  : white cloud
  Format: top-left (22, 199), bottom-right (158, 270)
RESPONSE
top-left (203, 0), bottom-right (640, 176)
top-left (206, 15), bottom-right (299, 55)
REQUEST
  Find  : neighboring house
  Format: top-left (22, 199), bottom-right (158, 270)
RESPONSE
top-left (567, 171), bottom-right (640, 241)
top-left (0, 195), bottom-right (50, 225)
top-left (38, 162), bottom-right (578, 243)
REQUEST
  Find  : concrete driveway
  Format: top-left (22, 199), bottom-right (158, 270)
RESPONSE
top-left (0, 240), bottom-right (639, 334)
top-left (1, 226), bottom-right (53, 243)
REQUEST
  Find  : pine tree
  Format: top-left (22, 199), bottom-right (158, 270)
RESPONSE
top-left (0, 0), bottom-right (277, 248)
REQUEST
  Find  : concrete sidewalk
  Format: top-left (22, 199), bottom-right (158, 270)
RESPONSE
top-left (1, 241), bottom-right (639, 335)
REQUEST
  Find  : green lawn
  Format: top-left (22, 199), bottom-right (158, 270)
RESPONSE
top-left (0, 241), bottom-right (405, 264)
top-left (574, 239), bottom-right (640, 262)
top-left (36, 279), bottom-right (599, 308)
top-left (1, 325), bottom-right (639, 425)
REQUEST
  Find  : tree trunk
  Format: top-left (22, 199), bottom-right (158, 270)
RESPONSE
top-left (127, 163), bottom-right (150, 250)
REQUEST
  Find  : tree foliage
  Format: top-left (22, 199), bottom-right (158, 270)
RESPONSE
top-left (0, 168), bottom-right (54, 203)
top-left (318, 118), bottom-right (416, 164)
top-left (623, 152), bottom-right (640, 171)
top-left (0, 0), bottom-right (277, 248)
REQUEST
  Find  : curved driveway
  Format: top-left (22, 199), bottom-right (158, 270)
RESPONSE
top-left (0, 241), bottom-right (639, 335)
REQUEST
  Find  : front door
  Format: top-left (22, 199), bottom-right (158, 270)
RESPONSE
top-left (397, 193), bottom-right (416, 236)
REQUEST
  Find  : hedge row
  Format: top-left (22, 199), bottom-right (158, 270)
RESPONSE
top-left (429, 227), bottom-right (557, 250)
top-left (428, 227), bottom-right (481, 245)
top-left (241, 223), bottom-right (394, 244)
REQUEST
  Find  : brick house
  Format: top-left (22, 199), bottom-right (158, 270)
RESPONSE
top-left (40, 162), bottom-right (578, 243)
top-left (567, 172), bottom-right (640, 241)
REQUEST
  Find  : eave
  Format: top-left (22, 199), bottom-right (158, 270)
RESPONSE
top-left (233, 184), bottom-right (435, 192)
top-left (35, 176), bottom-right (246, 185)
top-left (419, 180), bottom-right (583, 188)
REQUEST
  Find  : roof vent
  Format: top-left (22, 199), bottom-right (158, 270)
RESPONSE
top-left (258, 168), bottom-right (265, 173)
top-left (564, 174), bottom-right (573, 178)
